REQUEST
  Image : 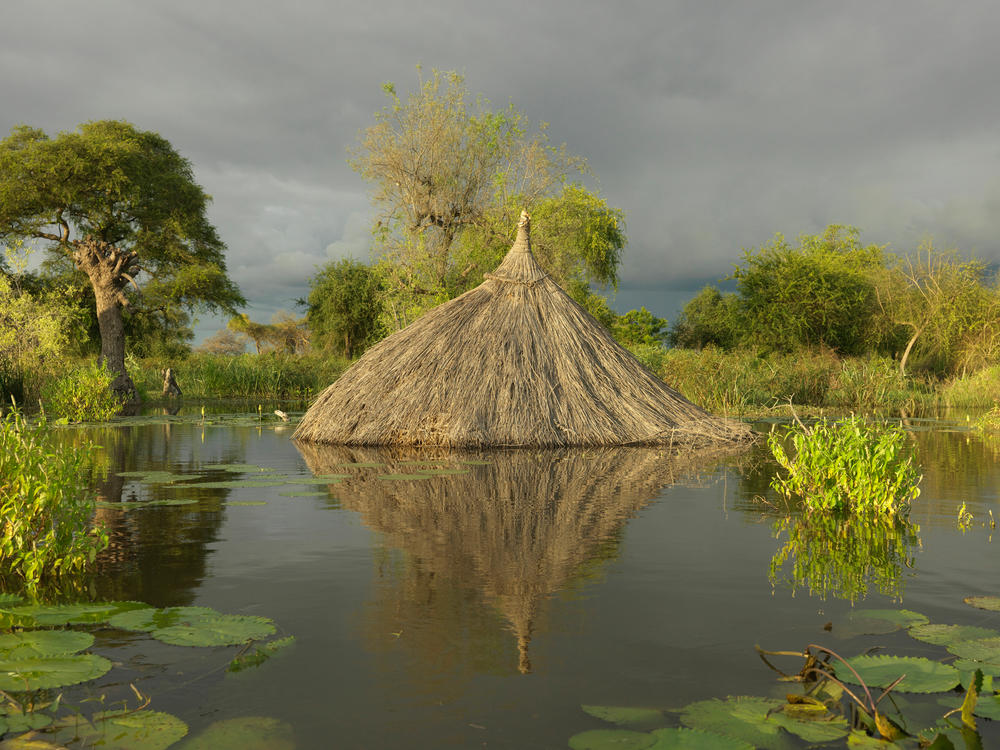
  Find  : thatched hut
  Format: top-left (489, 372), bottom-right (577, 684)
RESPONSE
top-left (295, 443), bottom-right (733, 675)
top-left (294, 211), bottom-right (751, 448)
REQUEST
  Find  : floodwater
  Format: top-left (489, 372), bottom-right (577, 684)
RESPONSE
top-left (37, 408), bottom-right (1000, 747)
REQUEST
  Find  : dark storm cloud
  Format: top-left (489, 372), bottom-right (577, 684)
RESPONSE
top-left (4, 0), bottom-right (1000, 333)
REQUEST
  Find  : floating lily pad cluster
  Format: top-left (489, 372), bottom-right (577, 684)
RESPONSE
top-left (0, 595), bottom-right (291, 748)
top-left (570, 597), bottom-right (1000, 748)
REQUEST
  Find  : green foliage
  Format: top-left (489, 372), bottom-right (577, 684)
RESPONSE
top-left (306, 258), bottom-right (386, 357)
top-left (108, 606), bottom-right (276, 646)
top-left (353, 69), bottom-right (625, 328)
top-left (0, 409), bottom-right (109, 586)
top-left (768, 416), bottom-right (921, 516)
top-left (733, 226), bottom-right (887, 355)
top-left (669, 286), bottom-right (743, 350)
top-left (0, 273), bottom-right (78, 403)
top-left (40, 362), bottom-right (125, 421)
top-left (836, 655), bottom-right (960, 694)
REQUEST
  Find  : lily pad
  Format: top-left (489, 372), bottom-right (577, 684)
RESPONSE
top-left (109, 606), bottom-right (276, 646)
top-left (0, 654), bottom-right (112, 691)
top-left (97, 499), bottom-right (200, 510)
top-left (0, 594), bottom-right (23, 605)
top-left (1, 601), bottom-right (148, 627)
top-left (176, 716), bottom-right (294, 750)
top-left (909, 623), bottom-right (1000, 646)
top-left (0, 736), bottom-right (66, 749)
top-left (0, 705), bottom-right (52, 733)
top-left (954, 658), bottom-right (1000, 677)
top-left (847, 609), bottom-right (929, 634)
top-left (964, 596), bottom-right (1000, 612)
top-left (225, 501), bottom-right (268, 507)
top-left (0, 630), bottom-right (94, 659)
top-left (647, 728), bottom-right (754, 749)
top-left (582, 705), bottom-right (664, 727)
top-left (947, 637), bottom-right (1000, 665)
top-left (53, 709), bottom-right (187, 749)
top-left (228, 636), bottom-right (295, 673)
top-left (568, 729), bottom-right (656, 750)
top-left (837, 655), bottom-right (960, 693)
top-left (680, 697), bottom-right (799, 750)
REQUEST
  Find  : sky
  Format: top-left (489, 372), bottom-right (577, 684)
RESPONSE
top-left (4, 0), bottom-right (1000, 342)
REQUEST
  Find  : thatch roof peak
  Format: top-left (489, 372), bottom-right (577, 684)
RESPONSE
top-left (293, 215), bottom-right (753, 448)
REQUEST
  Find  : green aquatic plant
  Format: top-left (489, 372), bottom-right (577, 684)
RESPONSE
top-left (0, 408), bottom-right (109, 586)
top-left (39, 361), bottom-right (126, 422)
top-left (768, 415), bottom-right (921, 516)
top-left (108, 606), bottom-right (277, 647)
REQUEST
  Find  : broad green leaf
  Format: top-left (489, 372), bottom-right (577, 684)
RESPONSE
top-left (0, 654), bottom-right (112, 691)
top-left (964, 596), bottom-right (1000, 612)
top-left (189, 480), bottom-right (285, 489)
top-left (176, 716), bottom-right (294, 750)
top-left (0, 594), bottom-right (23, 605)
top-left (909, 624), bottom-right (1000, 646)
top-left (1, 602), bottom-right (147, 627)
top-left (54, 709), bottom-right (187, 749)
top-left (228, 636), bottom-right (295, 673)
top-left (0, 705), bottom-right (52, 732)
top-left (224, 501), bottom-right (268, 507)
top-left (837, 655), bottom-right (959, 693)
top-left (847, 609), bottom-right (929, 634)
top-left (0, 738), bottom-right (67, 749)
top-left (647, 728), bottom-right (753, 750)
top-left (581, 705), bottom-right (664, 727)
top-left (846, 729), bottom-right (898, 748)
top-left (955, 659), bottom-right (1000, 677)
top-left (680, 697), bottom-right (798, 750)
top-left (0, 630), bottom-right (94, 659)
top-left (109, 606), bottom-right (276, 646)
top-left (568, 729), bottom-right (656, 750)
top-left (947, 638), bottom-right (1000, 665)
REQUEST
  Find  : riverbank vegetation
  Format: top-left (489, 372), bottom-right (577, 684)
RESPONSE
top-left (2, 76), bottom-right (999, 419)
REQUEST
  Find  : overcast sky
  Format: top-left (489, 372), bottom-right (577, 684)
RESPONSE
top-left (4, 0), bottom-right (1000, 339)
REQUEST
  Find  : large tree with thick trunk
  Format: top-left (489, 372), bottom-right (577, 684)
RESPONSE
top-left (0, 121), bottom-right (245, 401)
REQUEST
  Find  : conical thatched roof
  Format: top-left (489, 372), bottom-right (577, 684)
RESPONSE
top-left (294, 211), bottom-right (751, 448)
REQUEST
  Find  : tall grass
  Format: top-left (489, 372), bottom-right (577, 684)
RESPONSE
top-left (130, 351), bottom-right (351, 400)
top-left (0, 407), bottom-right (109, 587)
top-left (939, 364), bottom-right (1000, 408)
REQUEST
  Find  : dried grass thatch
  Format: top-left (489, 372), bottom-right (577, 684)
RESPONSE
top-left (295, 442), bottom-right (737, 675)
top-left (294, 211), bottom-right (751, 447)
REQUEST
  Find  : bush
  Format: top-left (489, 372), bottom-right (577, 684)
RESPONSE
top-left (0, 408), bottom-right (109, 585)
top-left (40, 362), bottom-right (125, 422)
top-left (768, 416), bottom-right (921, 516)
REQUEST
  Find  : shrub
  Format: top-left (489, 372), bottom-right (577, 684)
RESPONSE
top-left (0, 408), bottom-right (109, 585)
top-left (40, 362), bottom-right (125, 422)
top-left (768, 416), bottom-right (921, 516)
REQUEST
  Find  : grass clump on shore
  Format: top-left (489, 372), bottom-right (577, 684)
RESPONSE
top-left (0, 407), bottom-right (109, 586)
top-left (768, 415), bottom-right (921, 516)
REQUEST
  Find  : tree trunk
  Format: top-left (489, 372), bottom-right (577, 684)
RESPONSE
top-left (73, 237), bottom-right (139, 405)
top-left (898, 321), bottom-right (927, 377)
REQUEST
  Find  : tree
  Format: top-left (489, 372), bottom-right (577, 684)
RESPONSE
top-left (668, 286), bottom-right (743, 350)
top-left (228, 314), bottom-right (272, 354)
top-left (351, 70), bottom-right (624, 327)
top-left (306, 258), bottom-right (386, 358)
top-left (268, 310), bottom-right (310, 354)
top-left (197, 328), bottom-right (246, 355)
top-left (874, 242), bottom-right (1000, 375)
top-left (732, 226), bottom-right (887, 355)
top-left (0, 121), bottom-right (245, 401)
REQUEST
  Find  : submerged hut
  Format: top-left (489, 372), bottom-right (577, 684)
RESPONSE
top-left (294, 211), bottom-right (750, 448)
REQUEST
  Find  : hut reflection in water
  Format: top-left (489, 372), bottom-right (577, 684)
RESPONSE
top-left (296, 443), bottom-right (733, 677)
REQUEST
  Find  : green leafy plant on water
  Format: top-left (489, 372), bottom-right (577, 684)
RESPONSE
top-left (0, 596), bottom-right (293, 747)
top-left (974, 406), bottom-right (1000, 432)
top-left (39, 361), bottom-right (126, 422)
top-left (0, 408), bottom-right (109, 586)
top-left (768, 415), bottom-right (922, 516)
top-left (570, 596), bottom-right (1000, 748)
